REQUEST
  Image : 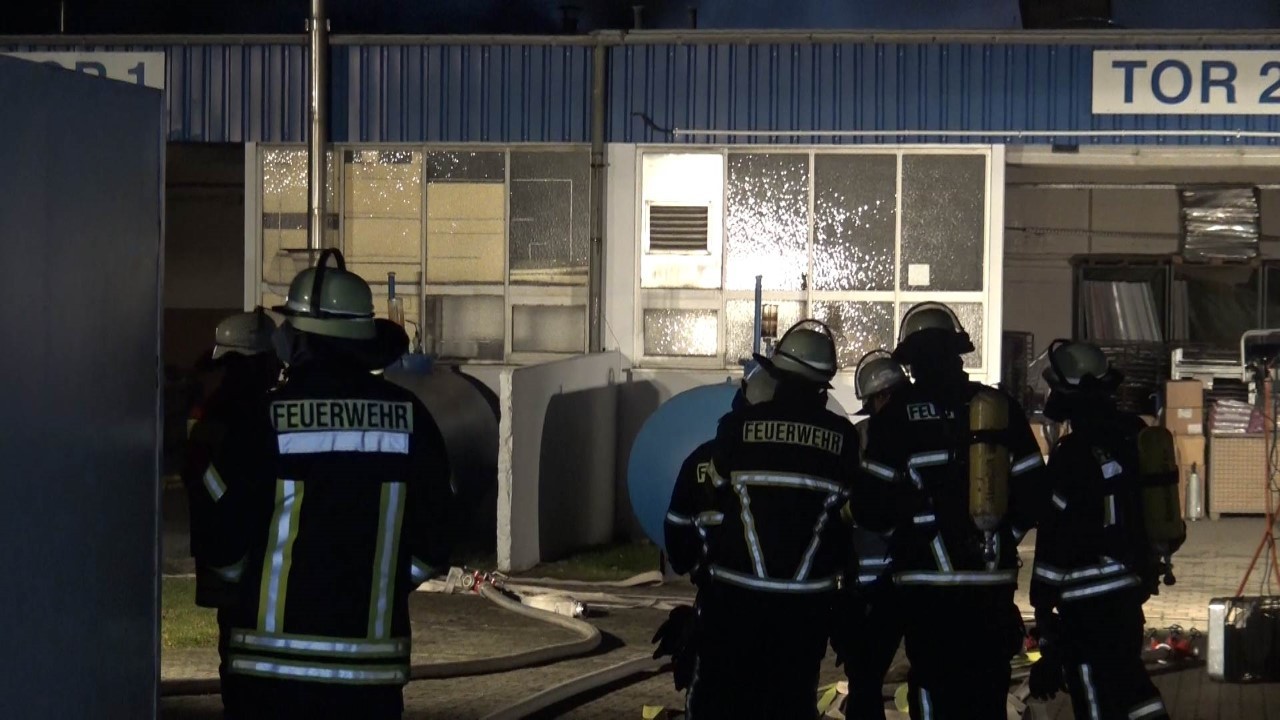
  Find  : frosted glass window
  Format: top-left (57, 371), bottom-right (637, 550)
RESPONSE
top-left (426, 151), bottom-right (505, 181)
top-left (512, 305), bottom-right (586, 353)
top-left (725, 154), bottom-right (809, 291)
top-left (724, 300), bottom-right (806, 365)
top-left (343, 150), bottom-right (422, 262)
top-left (510, 151), bottom-right (589, 285)
top-left (643, 309), bottom-right (718, 357)
top-left (424, 295), bottom-right (504, 361)
top-left (900, 155), bottom-right (985, 292)
top-left (426, 183), bottom-right (505, 284)
top-left (810, 301), bottom-right (895, 369)
top-left (898, 301), bottom-right (985, 369)
top-left (813, 154), bottom-right (896, 291)
top-left (260, 147), bottom-right (336, 286)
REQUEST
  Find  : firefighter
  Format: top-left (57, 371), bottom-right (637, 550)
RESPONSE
top-left (1028, 340), bottom-right (1179, 720)
top-left (208, 249), bottom-right (455, 720)
top-left (183, 308), bottom-right (280, 715)
top-left (836, 350), bottom-right (910, 720)
top-left (681, 320), bottom-right (859, 719)
top-left (859, 302), bottom-right (1047, 720)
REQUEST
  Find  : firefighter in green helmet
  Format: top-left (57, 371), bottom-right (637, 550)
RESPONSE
top-left (207, 249), bottom-right (455, 719)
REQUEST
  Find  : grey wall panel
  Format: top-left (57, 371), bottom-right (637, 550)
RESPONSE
top-left (0, 56), bottom-right (163, 719)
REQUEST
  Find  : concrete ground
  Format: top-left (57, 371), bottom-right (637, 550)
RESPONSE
top-left (161, 517), bottom-right (1280, 718)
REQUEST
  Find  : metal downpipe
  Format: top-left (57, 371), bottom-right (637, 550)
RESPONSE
top-left (307, 0), bottom-right (330, 254)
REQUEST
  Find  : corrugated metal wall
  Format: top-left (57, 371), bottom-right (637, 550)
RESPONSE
top-left (609, 42), bottom-right (1280, 144)
top-left (6, 38), bottom-right (1280, 145)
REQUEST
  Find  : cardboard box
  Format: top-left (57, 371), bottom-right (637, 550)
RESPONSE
top-left (1166, 407), bottom-right (1204, 436)
top-left (1165, 379), bottom-right (1205, 410)
top-left (1175, 435), bottom-right (1206, 516)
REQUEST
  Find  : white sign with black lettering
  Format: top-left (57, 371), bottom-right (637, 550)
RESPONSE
top-left (1093, 50), bottom-right (1280, 115)
top-left (2, 51), bottom-right (165, 90)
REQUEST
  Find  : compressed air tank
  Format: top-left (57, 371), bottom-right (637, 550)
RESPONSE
top-left (627, 379), bottom-right (847, 552)
top-left (384, 357), bottom-right (499, 553)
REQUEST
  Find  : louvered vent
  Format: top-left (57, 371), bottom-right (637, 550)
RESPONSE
top-left (648, 204), bottom-right (710, 253)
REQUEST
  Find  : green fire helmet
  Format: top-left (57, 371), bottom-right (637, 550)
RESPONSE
top-left (898, 301), bottom-right (965, 343)
top-left (763, 319), bottom-right (839, 385)
top-left (1043, 338), bottom-right (1116, 390)
top-left (212, 307), bottom-right (277, 360)
top-left (272, 248), bottom-right (376, 340)
top-left (854, 349), bottom-right (907, 401)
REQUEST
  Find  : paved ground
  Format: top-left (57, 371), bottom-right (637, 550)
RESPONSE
top-left (162, 518), bottom-right (1280, 718)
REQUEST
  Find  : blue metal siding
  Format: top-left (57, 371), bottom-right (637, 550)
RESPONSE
top-left (6, 39), bottom-right (1280, 145)
top-left (609, 42), bottom-right (1280, 145)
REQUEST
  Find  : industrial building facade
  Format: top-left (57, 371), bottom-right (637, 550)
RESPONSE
top-left (6, 31), bottom-right (1280, 390)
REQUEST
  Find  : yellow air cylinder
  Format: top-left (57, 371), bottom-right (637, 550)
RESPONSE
top-left (1137, 426), bottom-right (1186, 545)
top-left (969, 388), bottom-right (1011, 532)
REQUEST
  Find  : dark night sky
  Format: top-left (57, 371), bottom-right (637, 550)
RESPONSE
top-left (2, 0), bottom-right (1278, 35)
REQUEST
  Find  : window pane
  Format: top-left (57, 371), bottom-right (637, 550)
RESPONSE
top-left (510, 151), bottom-right (589, 285)
top-left (643, 309), bottom-right (718, 357)
top-left (512, 305), bottom-right (585, 353)
top-left (724, 300), bottom-right (806, 365)
top-left (725, 153), bottom-right (809, 291)
top-left (260, 148), bottom-right (336, 286)
top-left (814, 154), bottom-right (896, 291)
top-left (426, 151), bottom-right (505, 181)
top-left (424, 295), bottom-right (504, 361)
top-left (426, 183), bottom-right (505, 284)
top-left (343, 150), bottom-right (422, 262)
top-left (898, 301), bottom-right (985, 369)
top-left (810, 301), bottom-right (895, 369)
top-left (900, 155), bottom-right (985, 292)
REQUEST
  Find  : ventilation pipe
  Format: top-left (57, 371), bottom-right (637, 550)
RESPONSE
top-left (307, 0), bottom-right (331, 253)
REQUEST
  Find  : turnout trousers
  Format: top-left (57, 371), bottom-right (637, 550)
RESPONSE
top-left (842, 581), bottom-right (906, 720)
top-left (900, 585), bottom-right (1023, 720)
top-left (1060, 591), bottom-right (1168, 720)
top-left (222, 677), bottom-right (403, 720)
top-left (686, 583), bottom-right (833, 720)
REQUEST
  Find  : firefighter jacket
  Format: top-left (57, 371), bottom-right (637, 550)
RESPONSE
top-left (208, 362), bottom-right (455, 688)
top-left (664, 440), bottom-right (720, 579)
top-left (860, 378), bottom-right (1047, 590)
top-left (183, 372), bottom-right (273, 609)
top-left (703, 394), bottom-right (860, 595)
top-left (847, 420), bottom-right (893, 589)
top-left (1031, 412), bottom-right (1154, 613)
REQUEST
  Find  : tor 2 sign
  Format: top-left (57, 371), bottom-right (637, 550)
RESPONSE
top-left (1093, 50), bottom-right (1280, 115)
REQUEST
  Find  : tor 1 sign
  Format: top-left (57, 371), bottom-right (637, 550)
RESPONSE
top-left (2, 52), bottom-right (165, 90)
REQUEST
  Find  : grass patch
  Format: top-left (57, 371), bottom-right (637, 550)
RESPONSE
top-left (161, 577), bottom-right (219, 650)
top-left (521, 542), bottom-right (660, 582)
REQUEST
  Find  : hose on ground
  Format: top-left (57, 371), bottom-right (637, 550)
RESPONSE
top-left (160, 583), bottom-right (603, 697)
top-left (480, 655), bottom-right (669, 720)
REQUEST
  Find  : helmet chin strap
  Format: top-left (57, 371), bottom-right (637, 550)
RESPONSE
top-left (308, 248), bottom-right (346, 318)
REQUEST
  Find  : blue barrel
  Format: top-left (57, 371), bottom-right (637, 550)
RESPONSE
top-left (627, 381), bottom-right (740, 553)
top-left (627, 380), bottom-right (851, 552)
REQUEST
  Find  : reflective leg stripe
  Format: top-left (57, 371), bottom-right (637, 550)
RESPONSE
top-left (229, 655), bottom-right (407, 685)
top-left (709, 566), bottom-right (837, 593)
top-left (919, 686), bottom-right (934, 720)
top-left (211, 557), bottom-right (245, 583)
top-left (258, 480), bottom-right (304, 633)
top-left (665, 511), bottom-right (694, 526)
top-left (795, 492), bottom-right (841, 581)
top-left (1033, 563), bottom-right (1067, 584)
top-left (1012, 452), bottom-right (1044, 476)
top-left (1079, 664), bottom-right (1101, 720)
top-left (1129, 698), bottom-right (1168, 720)
top-left (861, 459), bottom-right (897, 481)
top-left (732, 484), bottom-right (767, 577)
top-left (930, 534), bottom-right (954, 572)
top-left (1052, 492), bottom-right (1068, 510)
top-left (203, 464), bottom-right (227, 503)
top-left (229, 630), bottom-right (410, 659)
top-left (1061, 575), bottom-right (1140, 602)
top-left (1104, 495), bottom-right (1117, 526)
top-left (368, 482), bottom-right (407, 640)
top-left (894, 569), bottom-right (1018, 586)
top-left (410, 556), bottom-right (436, 585)
top-left (277, 430), bottom-right (409, 455)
